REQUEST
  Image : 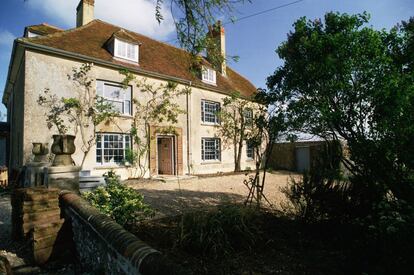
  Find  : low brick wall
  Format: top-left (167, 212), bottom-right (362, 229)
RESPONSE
top-left (11, 187), bottom-right (67, 264)
top-left (60, 191), bottom-right (181, 275)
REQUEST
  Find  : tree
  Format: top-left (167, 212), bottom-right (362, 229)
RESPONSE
top-left (121, 71), bottom-right (191, 178)
top-left (38, 63), bottom-right (117, 167)
top-left (267, 12), bottom-right (414, 207)
top-left (243, 89), bottom-right (288, 206)
top-left (156, 0), bottom-right (248, 67)
top-left (217, 92), bottom-right (258, 172)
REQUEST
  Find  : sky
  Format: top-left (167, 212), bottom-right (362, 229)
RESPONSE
top-left (0, 0), bottom-right (413, 120)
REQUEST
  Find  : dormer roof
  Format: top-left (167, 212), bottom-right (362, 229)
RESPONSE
top-left (24, 23), bottom-right (63, 37)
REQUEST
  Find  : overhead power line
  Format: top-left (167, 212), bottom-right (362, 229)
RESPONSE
top-left (164, 0), bottom-right (305, 43)
top-left (222, 0), bottom-right (305, 25)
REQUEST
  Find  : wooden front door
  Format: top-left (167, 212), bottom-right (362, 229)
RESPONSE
top-left (157, 137), bottom-right (174, 175)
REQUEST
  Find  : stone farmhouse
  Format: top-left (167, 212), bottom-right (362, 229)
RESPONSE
top-left (2, 0), bottom-right (257, 179)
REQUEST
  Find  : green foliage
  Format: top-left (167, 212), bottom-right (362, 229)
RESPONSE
top-left (121, 71), bottom-right (191, 178)
top-left (217, 92), bottom-right (263, 172)
top-left (178, 204), bottom-right (257, 257)
top-left (270, 13), bottom-right (414, 273)
top-left (164, 0), bottom-right (247, 68)
top-left (83, 170), bottom-right (154, 227)
top-left (267, 12), bottom-right (414, 204)
top-left (38, 63), bottom-right (118, 166)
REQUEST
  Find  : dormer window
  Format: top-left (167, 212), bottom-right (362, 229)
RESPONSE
top-left (27, 31), bottom-right (40, 38)
top-left (202, 66), bottom-right (217, 85)
top-left (114, 38), bottom-right (139, 63)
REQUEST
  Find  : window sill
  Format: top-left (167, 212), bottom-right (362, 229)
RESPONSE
top-left (94, 164), bottom-right (128, 170)
top-left (115, 114), bottom-right (133, 119)
top-left (201, 122), bottom-right (220, 127)
top-left (246, 158), bottom-right (255, 162)
top-left (201, 80), bottom-right (217, 86)
top-left (201, 161), bottom-right (221, 165)
top-left (113, 56), bottom-right (139, 64)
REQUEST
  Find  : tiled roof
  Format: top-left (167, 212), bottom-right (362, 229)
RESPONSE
top-left (24, 23), bottom-right (63, 36)
top-left (21, 20), bottom-right (257, 98)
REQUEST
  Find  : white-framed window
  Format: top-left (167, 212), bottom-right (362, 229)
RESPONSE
top-left (96, 133), bottom-right (131, 164)
top-left (201, 66), bottom-right (217, 85)
top-left (246, 140), bottom-right (254, 159)
top-left (114, 38), bottom-right (139, 62)
top-left (27, 31), bottom-right (40, 38)
top-left (201, 100), bottom-right (220, 124)
top-left (244, 108), bottom-right (253, 125)
top-left (96, 80), bottom-right (132, 115)
top-left (201, 138), bottom-right (221, 161)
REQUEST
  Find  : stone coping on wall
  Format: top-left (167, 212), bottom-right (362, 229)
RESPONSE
top-left (59, 191), bottom-right (182, 275)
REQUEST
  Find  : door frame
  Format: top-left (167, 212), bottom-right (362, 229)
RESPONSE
top-left (156, 135), bottom-right (176, 175)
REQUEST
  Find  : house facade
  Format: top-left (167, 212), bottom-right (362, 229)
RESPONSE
top-left (2, 0), bottom-right (257, 179)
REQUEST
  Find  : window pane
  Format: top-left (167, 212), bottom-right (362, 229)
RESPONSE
top-left (104, 84), bottom-right (122, 100)
top-left (108, 100), bottom-right (123, 113)
top-left (117, 40), bottom-right (126, 57)
top-left (124, 100), bottom-right (131, 115)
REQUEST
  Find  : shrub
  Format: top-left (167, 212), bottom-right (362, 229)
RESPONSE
top-left (178, 204), bottom-right (258, 257)
top-left (281, 145), bottom-right (350, 224)
top-left (83, 170), bottom-right (154, 227)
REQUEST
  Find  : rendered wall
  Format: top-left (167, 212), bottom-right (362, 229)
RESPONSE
top-left (22, 50), bottom-right (256, 179)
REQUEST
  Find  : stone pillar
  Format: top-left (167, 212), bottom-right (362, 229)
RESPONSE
top-left (11, 187), bottom-right (66, 265)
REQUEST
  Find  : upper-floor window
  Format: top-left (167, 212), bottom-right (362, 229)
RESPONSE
top-left (27, 31), bottom-right (40, 38)
top-left (97, 80), bottom-right (132, 115)
top-left (201, 66), bottom-right (217, 85)
top-left (114, 38), bottom-right (139, 62)
top-left (202, 138), bottom-right (221, 161)
top-left (96, 133), bottom-right (131, 165)
top-left (243, 108), bottom-right (253, 125)
top-left (201, 100), bottom-right (220, 124)
top-left (246, 140), bottom-right (254, 159)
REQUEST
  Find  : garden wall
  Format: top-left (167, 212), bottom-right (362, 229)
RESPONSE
top-left (60, 191), bottom-right (180, 274)
top-left (268, 141), bottom-right (340, 172)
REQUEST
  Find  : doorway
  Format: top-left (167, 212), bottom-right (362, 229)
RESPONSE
top-left (157, 136), bottom-right (175, 175)
top-left (295, 146), bottom-right (310, 173)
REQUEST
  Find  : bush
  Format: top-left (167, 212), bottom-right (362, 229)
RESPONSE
top-left (83, 170), bottom-right (154, 227)
top-left (178, 204), bottom-right (258, 257)
top-left (281, 144), bottom-right (350, 224)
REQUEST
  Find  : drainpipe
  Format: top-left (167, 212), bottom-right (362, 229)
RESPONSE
top-left (186, 81), bottom-right (192, 175)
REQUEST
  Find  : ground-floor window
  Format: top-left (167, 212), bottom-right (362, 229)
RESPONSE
top-left (246, 140), bottom-right (254, 159)
top-left (201, 138), bottom-right (221, 161)
top-left (96, 133), bottom-right (131, 164)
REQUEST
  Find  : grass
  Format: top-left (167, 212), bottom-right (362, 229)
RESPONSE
top-left (131, 206), bottom-right (353, 275)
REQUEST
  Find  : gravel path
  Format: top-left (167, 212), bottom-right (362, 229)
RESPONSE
top-left (0, 193), bottom-right (32, 273)
top-left (127, 171), bottom-right (299, 217)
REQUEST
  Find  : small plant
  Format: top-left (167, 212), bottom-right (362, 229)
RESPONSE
top-left (178, 204), bottom-right (258, 257)
top-left (83, 170), bottom-right (154, 227)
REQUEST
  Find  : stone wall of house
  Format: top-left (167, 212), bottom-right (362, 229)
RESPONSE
top-left (59, 191), bottom-right (180, 274)
top-left (22, 50), bottom-right (257, 179)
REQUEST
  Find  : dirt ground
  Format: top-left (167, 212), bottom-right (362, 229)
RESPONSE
top-left (127, 170), bottom-right (299, 217)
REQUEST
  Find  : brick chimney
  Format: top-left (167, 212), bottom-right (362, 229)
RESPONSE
top-left (76, 0), bottom-right (95, 27)
top-left (207, 21), bottom-right (226, 77)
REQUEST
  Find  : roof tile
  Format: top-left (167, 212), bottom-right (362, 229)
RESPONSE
top-left (23, 20), bottom-right (256, 97)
